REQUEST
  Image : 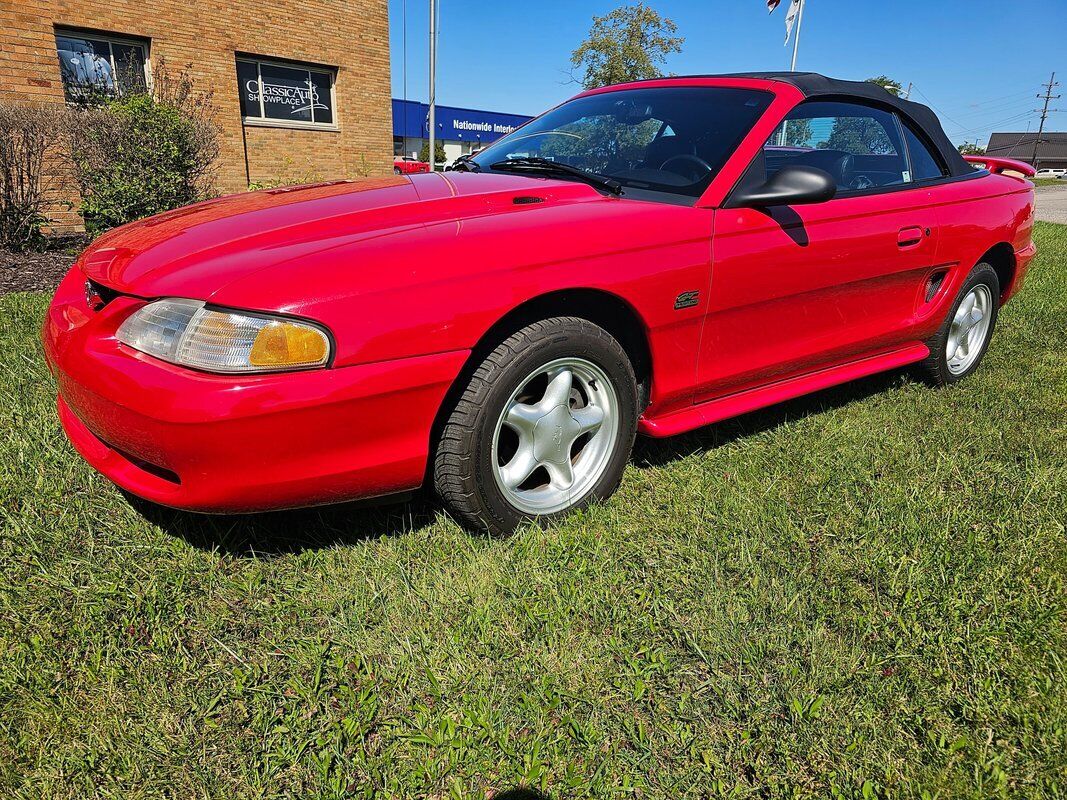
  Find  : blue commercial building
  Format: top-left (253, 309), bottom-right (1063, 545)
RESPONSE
top-left (392, 98), bottom-right (533, 165)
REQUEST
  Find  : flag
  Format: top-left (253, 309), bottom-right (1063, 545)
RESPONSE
top-left (783, 0), bottom-right (802, 43)
top-left (767, 0), bottom-right (782, 10)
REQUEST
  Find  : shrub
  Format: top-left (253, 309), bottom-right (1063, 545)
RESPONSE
top-left (66, 61), bottom-right (219, 234)
top-left (418, 140), bottom-right (446, 166)
top-left (0, 103), bottom-right (65, 250)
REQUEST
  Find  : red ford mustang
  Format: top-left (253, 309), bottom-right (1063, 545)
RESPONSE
top-left (43, 73), bottom-right (1037, 534)
top-left (393, 156), bottom-right (431, 175)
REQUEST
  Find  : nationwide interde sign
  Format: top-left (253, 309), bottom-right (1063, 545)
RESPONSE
top-left (392, 99), bottom-right (532, 144)
top-left (451, 118), bottom-right (522, 137)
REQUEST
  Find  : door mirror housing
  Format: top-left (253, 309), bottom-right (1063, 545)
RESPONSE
top-left (729, 165), bottom-right (837, 208)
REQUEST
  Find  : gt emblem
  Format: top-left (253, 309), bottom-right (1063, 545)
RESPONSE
top-left (553, 425), bottom-right (564, 452)
top-left (674, 290), bottom-right (699, 310)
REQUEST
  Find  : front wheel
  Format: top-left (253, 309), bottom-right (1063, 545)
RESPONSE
top-left (433, 317), bottom-right (638, 535)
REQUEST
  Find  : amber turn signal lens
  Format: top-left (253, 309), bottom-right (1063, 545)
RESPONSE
top-left (250, 322), bottom-right (330, 368)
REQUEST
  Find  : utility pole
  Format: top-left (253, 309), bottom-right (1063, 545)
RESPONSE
top-left (428, 0), bottom-right (438, 171)
top-left (1031, 72), bottom-right (1061, 170)
top-left (904, 82), bottom-right (913, 100)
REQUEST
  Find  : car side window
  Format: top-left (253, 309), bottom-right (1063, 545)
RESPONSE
top-left (764, 100), bottom-right (909, 194)
top-left (901, 122), bottom-right (948, 181)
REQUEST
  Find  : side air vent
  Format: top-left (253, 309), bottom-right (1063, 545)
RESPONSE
top-left (512, 196), bottom-right (545, 205)
top-left (925, 270), bottom-right (947, 303)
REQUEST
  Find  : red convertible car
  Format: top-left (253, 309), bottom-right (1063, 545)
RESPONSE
top-left (44, 73), bottom-right (1037, 534)
top-left (393, 156), bottom-right (430, 175)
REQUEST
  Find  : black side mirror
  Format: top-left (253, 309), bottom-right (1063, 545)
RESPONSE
top-left (729, 165), bottom-right (837, 208)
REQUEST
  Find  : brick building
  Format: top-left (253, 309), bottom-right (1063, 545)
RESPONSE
top-left (1, 0), bottom-right (393, 220)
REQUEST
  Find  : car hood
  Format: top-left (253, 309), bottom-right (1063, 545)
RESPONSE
top-left (77, 172), bottom-right (610, 299)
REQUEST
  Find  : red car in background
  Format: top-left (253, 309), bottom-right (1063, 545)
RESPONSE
top-left (44, 73), bottom-right (1037, 534)
top-left (393, 156), bottom-right (430, 175)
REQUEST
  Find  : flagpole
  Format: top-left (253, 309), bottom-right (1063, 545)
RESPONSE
top-left (789, 0), bottom-right (805, 70)
top-left (428, 0), bottom-right (437, 171)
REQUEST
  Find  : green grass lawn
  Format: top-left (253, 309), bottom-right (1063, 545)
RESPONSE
top-left (1032, 178), bottom-right (1064, 189)
top-left (1, 224), bottom-right (1065, 799)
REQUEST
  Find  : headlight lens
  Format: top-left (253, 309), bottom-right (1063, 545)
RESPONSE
top-left (116, 299), bottom-right (331, 373)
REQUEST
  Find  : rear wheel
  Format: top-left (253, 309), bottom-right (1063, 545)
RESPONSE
top-left (433, 317), bottom-right (638, 535)
top-left (916, 263), bottom-right (1000, 386)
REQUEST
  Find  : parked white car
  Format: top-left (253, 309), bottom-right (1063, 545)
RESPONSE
top-left (1034, 168), bottom-right (1067, 179)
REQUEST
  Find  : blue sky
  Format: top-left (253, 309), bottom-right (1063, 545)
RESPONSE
top-left (388, 0), bottom-right (1066, 146)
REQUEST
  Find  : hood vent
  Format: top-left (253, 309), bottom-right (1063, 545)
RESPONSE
top-left (512, 195), bottom-right (545, 205)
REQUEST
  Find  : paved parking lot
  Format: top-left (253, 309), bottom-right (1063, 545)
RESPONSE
top-left (1036, 183), bottom-right (1067, 224)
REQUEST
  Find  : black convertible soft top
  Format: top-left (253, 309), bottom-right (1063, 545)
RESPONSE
top-left (684, 72), bottom-right (973, 178)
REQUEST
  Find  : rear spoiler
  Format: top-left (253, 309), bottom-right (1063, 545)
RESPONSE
top-left (964, 155), bottom-right (1037, 178)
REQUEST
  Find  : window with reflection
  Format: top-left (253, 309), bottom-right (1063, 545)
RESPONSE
top-left (55, 31), bottom-right (147, 102)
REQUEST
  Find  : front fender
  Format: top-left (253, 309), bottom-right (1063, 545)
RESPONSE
top-left (211, 198), bottom-right (716, 415)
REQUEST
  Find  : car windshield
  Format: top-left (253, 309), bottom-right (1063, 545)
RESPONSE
top-left (471, 86), bottom-right (773, 201)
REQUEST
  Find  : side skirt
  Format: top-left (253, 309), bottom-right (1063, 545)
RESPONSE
top-left (638, 343), bottom-right (930, 438)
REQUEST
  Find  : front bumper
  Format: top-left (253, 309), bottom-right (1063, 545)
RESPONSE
top-left (43, 267), bottom-right (467, 513)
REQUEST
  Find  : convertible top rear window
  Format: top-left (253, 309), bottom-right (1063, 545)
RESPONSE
top-left (471, 87), bottom-right (773, 201)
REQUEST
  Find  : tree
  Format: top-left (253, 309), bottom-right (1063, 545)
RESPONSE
top-left (570, 4), bottom-right (684, 90)
top-left (822, 76), bottom-right (904, 155)
top-left (867, 75), bottom-right (903, 97)
top-left (779, 118), bottom-right (813, 147)
top-left (419, 140), bottom-right (446, 165)
top-left (958, 142), bottom-right (986, 156)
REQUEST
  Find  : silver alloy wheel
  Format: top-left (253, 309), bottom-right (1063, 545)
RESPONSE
top-left (946, 284), bottom-right (993, 376)
top-left (492, 357), bottom-right (620, 515)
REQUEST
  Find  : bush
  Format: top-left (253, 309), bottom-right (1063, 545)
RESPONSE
top-left (66, 62), bottom-right (219, 234)
top-left (418, 140), bottom-right (446, 166)
top-left (0, 103), bottom-right (65, 250)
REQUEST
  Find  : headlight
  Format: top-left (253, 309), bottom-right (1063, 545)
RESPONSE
top-left (116, 299), bottom-right (331, 373)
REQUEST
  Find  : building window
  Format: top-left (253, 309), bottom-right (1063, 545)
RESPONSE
top-left (237, 57), bottom-right (336, 129)
top-left (55, 30), bottom-right (148, 102)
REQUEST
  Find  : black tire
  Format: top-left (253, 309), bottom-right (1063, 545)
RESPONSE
top-left (433, 317), bottom-right (639, 535)
top-left (915, 262), bottom-right (1000, 386)
top-left (393, 167), bottom-right (403, 175)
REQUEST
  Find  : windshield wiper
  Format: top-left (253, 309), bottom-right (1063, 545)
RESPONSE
top-left (489, 157), bottom-right (623, 195)
top-left (452, 156), bottom-right (480, 172)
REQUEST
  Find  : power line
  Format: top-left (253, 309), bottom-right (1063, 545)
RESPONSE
top-left (908, 84), bottom-right (1046, 141)
top-left (948, 109), bottom-right (1028, 131)
top-left (946, 110), bottom-right (1037, 138)
top-left (946, 95), bottom-right (1037, 121)
top-left (909, 86), bottom-right (971, 132)
top-left (935, 88), bottom-right (1036, 112)
top-left (986, 124), bottom-right (1036, 156)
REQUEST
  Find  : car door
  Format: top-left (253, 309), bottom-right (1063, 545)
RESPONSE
top-left (695, 100), bottom-right (942, 402)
